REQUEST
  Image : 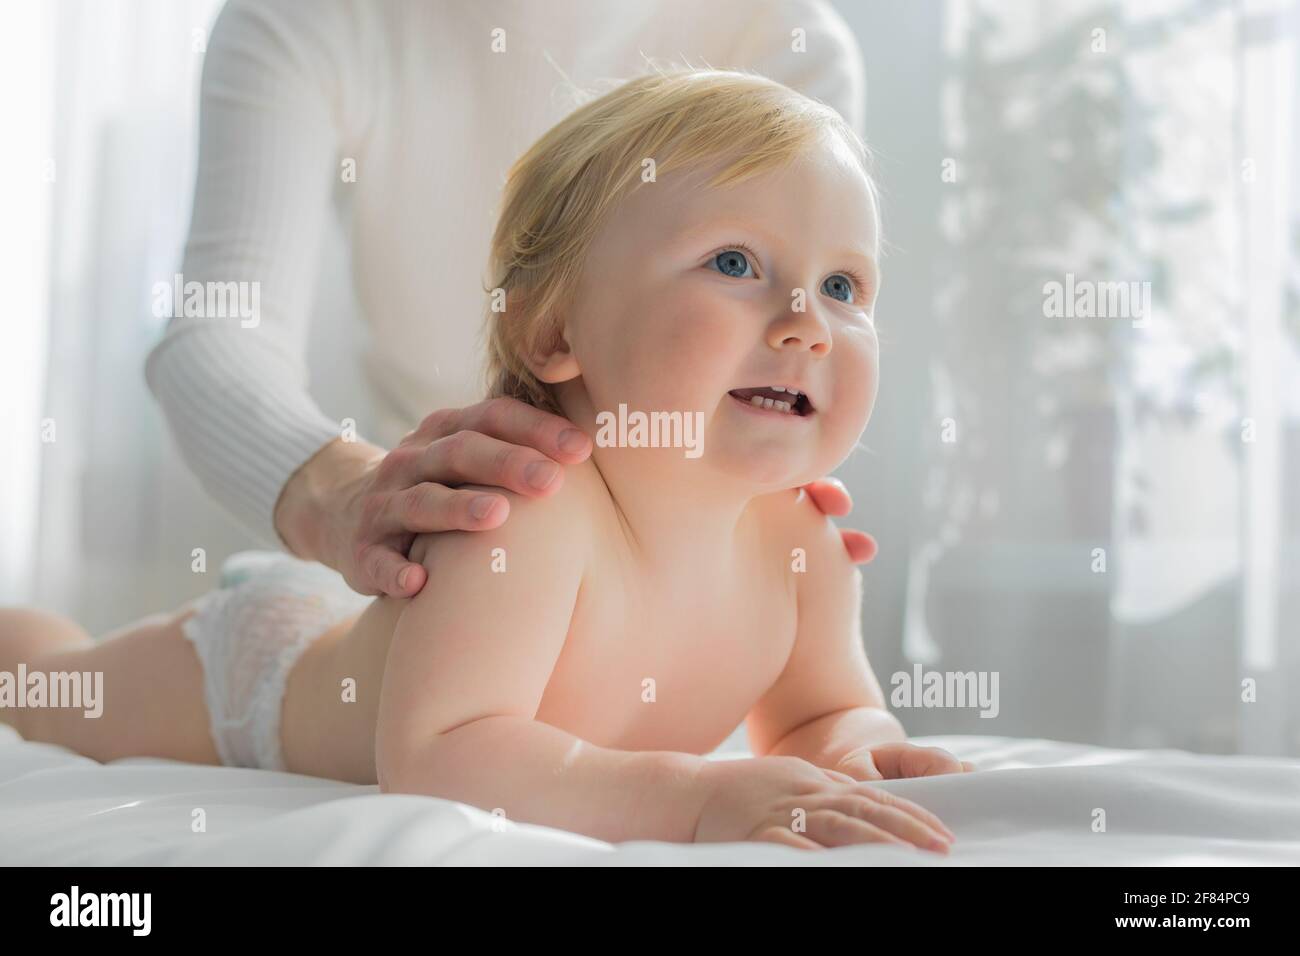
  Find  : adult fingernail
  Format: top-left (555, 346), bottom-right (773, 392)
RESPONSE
top-left (398, 567), bottom-right (411, 590)
top-left (525, 461), bottom-right (559, 490)
top-left (558, 429), bottom-right (588, 454)
top-left (471, 495), bottom-right (499, 519)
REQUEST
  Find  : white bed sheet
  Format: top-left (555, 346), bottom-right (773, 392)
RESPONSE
top-left (2, 726), bottom-right (1298, 865)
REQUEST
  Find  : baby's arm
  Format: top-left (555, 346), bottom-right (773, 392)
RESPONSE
top-left (745, 493), bottom-right (907, 774)
top-left (374, 485), bottom-right (711, 843)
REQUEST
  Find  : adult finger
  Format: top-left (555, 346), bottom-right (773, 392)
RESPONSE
top-left (420, 431), bottom-right (565, 497)
top-left (801, 477), bottom-right (852, 517)
top-left (374, 482), bottom-right (510, 536)
top-left (422, 398), bottom-right (591, 463)
top-left (354, 541), bottom-right (424, 598)
top-left (840, 529), bottom-right (878, 564)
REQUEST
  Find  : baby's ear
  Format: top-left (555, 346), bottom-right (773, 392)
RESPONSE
top-left (523, 319), bottom-right (581, 385)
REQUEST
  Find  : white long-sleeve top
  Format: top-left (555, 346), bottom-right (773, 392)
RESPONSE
top-left (145, 0), bottom-right (866, 545)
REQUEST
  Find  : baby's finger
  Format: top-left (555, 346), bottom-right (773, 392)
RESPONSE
top-left (803, 809), bottom-right (915, 851)
top-left (821, 768), bottom-right (857, 784)
top-left (913, 748), bottom-right (966, 776)
top-left (961, 761), bottom-right (978, 772)
top-left (836, 751), bottom-right (884, 781)
top-left (809, 795), bottom-right (936, 851)
top-left (754, 826), bottom-right (823, 851)
top-left (853, 800), bottom-right (952, 853)
top-left (858, 786), bottom-right (957, 842)
top-left (811, 794), bottom-right (949, 853)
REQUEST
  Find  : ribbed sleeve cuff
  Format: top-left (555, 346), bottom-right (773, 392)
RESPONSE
top-left (145, 322), bottom-right (344, 548)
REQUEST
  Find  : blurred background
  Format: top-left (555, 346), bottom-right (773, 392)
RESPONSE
top-left (2, 0), bottom-right (1297, 756)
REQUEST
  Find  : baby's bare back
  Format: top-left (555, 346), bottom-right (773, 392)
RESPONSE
top-left (279, 594), bottom-right (405, 783)
top-left (278, 504), bottom-right (800, 786)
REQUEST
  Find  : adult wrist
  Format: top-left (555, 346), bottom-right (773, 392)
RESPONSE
top-left (273, 436), bottom-right (385, 563)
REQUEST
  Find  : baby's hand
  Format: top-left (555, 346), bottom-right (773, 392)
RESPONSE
top-left (693, 756), bottom-right (955, 852)
top-left (835, 742), bottom-right (976, 781)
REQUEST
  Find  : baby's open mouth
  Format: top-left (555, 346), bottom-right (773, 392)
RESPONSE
top-left (727, 385), bottom-right (815, 417)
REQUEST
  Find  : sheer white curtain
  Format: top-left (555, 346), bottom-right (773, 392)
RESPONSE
top-left (844, 0), bottom-right (1299, 755)
top-left (5, 3), bottom-right (358, 639)
top-left (0, 3), bottom-right (56, 605)
top-left (25, 0), bottom-right (222, 633)
top-left (17, 0), bottom-right (368, 634)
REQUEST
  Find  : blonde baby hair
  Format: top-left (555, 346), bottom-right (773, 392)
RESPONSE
top-left (483, 67), bottom-right (874, 413)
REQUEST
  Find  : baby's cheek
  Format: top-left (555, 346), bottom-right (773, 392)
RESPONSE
top-left (819, 356), bottom-right (878, 460)
top-left (852, 336), bottom-right (881, 410)
top-left (833, 356), bottom-right (878, 425)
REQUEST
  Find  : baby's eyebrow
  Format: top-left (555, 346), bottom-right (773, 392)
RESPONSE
top-left (667, 218), bottom-right (782, 248)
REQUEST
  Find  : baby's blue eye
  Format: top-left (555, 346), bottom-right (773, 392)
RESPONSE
top-left (822, 274), bottom-right (854, 303)
top-left (710, 249), bottom-right (753, 278)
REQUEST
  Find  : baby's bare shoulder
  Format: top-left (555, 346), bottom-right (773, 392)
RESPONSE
top-left (752, 488), bottom-right (858, 607)
top-left (754, 487), bottom-right (844, 554)
top-left (408, 458), bottom-right (603, 568)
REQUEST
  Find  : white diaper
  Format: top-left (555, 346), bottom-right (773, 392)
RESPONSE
top-left (181, 551), bottom-right (371, 771)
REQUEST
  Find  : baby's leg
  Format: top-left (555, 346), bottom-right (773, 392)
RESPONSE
top-left (0, 604), bottom-right (219, 765)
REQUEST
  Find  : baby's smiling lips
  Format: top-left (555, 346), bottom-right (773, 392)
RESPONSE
top-left (727, 385), bottom-right (816, 417)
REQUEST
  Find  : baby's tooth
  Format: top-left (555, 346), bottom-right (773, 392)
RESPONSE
top-left (750, 395), bottom-right (764, 407)
top-left (771, 385), bottom-right (786, 393)
top-left (775, 401), bottom-right (791, 413)
top-left (762, 398), bottom-right (775, 409)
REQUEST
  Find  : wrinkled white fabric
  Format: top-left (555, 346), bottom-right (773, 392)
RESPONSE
top-left (3, 733), bottom-right (1297, 865)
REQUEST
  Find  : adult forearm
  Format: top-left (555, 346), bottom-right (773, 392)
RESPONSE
top-left (765, 706), bottom-right (906, 769)
top-left (381, 715), bottom-right (713, 843)
top-left (148, 0), bottom-right (348, 547)
top-left (144, 323), bottom-right (345, 546)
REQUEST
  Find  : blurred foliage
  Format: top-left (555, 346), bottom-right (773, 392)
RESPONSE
top-left (926, 0), bottom-right (1250, 543)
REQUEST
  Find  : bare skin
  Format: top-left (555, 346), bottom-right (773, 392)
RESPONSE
top-left (272, 403), bottom-right (877, 599)
top-left (2, 137), bottom-right (971, 850)
top-left (1, 476), bottom-right (960, 850)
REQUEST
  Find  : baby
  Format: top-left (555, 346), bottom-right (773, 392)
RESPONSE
top-left (1, 69), bottom-right (970, 851)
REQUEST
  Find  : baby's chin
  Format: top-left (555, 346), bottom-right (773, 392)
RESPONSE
top-left (698, 443), bottom-right (836, 493)
top-left (700, 414), bottom-right (863, 487)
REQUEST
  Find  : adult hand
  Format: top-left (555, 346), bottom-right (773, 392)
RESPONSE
top-left (800, 478), bottom-right (878, 564)
top-left (274, 397), bottom-right (592, 598)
